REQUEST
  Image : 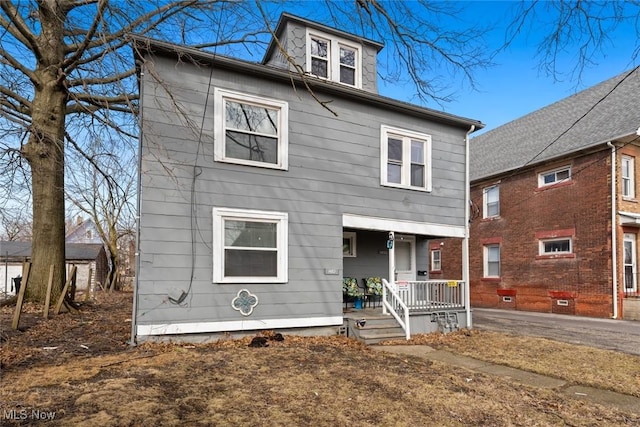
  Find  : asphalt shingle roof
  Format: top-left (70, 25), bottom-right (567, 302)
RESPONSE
top-left (471, 68), bottom-right (640, 181)
top-left (0, 241), bottom-right (104, 261)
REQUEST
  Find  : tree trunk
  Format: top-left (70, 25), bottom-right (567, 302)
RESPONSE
top-left (20, 2), bottom-right (68, 303)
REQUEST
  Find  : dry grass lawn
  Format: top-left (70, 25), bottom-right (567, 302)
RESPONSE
top-left (1, 292), bottom-right (639, 426)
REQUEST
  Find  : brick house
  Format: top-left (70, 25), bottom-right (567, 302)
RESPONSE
top-left (438, 68), bottom-right (640, 320)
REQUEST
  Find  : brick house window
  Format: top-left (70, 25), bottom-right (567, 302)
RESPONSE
top-left (538, 165), bottom-right (571, 187)
top-left (431, 248), bottom-right (441, 271)
top-left (622, 155), bottom-right (635, 199)
top-left (539, 238), bottom-right (572, 255)
top-left (483, 244), bottom-right (500, 278)
top-left (483, 185), bottom-right (499, 218)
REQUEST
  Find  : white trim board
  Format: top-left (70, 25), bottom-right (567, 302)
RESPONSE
top-left (343, 213), bottom-right (465, 238)
top-left (137, 316), bottom-right (343, 336)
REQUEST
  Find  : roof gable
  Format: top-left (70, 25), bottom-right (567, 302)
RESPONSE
top-left (471, 68), bottom-right (640, 181)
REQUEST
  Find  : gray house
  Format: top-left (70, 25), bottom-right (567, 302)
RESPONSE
top-left (132, 13), bottom-right (483, 342)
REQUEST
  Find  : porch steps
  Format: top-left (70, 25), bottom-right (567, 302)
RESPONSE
top-left (346, 315), bottom-right (406, 345)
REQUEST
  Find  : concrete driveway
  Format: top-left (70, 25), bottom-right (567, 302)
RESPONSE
top-left (472, 308), bottom-right (640, 356)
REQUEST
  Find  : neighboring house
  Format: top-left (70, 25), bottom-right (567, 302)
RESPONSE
top-left (65, 216), bottom-right (103, 245)
top-left (132, 13), bottom-right (483, 342)
top-left (458, 68), bottom-right (640, 320)
top-left (0, 241), bottom-right (108, 296)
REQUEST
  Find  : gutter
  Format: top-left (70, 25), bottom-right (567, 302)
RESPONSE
top-left (607, 141), bottom-right (618, 319)
top-left (464, 125), bottom-right (475, 328)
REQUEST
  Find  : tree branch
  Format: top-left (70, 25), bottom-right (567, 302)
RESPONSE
top-left (0, 2), bottom-right (40, 57)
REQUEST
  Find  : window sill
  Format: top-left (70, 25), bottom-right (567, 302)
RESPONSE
top-left (481, 277), bottom-right (501, 282)
top-left (429, 270), bottom-right (442, 275)
top-left (481, 216), bottom-right (501, 222)
top-left (535, 253), bottom-right (576, 260)
top-left (381, 182), bottom-right (432, 193)
top-left (622, 197), bottom-right (638, 203)
top-left (535, 180), bottom-right (573, 192)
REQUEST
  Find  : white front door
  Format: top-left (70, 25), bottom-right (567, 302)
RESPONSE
top-left (624, 233), bottom-right (637, 292)
top-left (394, 235), bottom-right (416, 282)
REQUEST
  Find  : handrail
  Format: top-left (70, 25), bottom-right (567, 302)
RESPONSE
top-left (382, 278), bottom-right (410, 340)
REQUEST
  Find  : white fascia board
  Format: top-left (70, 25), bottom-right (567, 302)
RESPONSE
top-left (137, 316), bottom-right (343, 337)
top-left (342, 213), bottom-right (465, 238)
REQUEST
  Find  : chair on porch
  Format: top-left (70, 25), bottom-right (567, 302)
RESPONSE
top-left (343, 277), bottom-right (359, 308)
top-left (362, 277), bottom-right (383, 308)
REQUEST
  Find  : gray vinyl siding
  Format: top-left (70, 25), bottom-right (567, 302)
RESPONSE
top-left (136, 53), bottom-right (469, 329)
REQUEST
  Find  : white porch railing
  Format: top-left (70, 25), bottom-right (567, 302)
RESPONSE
top-left (381, 278), bottom-right (410, 340)
top-left (396, 280), bottom-right (466, 311)
top-left (382, 279), bottom-right (466, 340)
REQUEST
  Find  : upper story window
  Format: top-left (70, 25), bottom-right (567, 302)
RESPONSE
top-left (213, 207), bottom-right (288, 283)
top-left (483, 185), bottom-right (500, 218)
top-left (538, 165), bottom-right (571, 188)
top-left (622, 155), bottom-right (635, 199)
top-left (380, 125), bottom-right (432, 191)
top-left (307, 29), bottom-right (361, 87)
top-left (214, 88), bottom-right (288, 170)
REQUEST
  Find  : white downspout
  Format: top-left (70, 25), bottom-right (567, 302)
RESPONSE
top-left (464, 125), bottom-right (475, 328)
top-left (608, 142), bottom-right (618, 319)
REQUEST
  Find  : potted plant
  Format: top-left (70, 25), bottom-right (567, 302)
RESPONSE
top-left (343, 277), bottom-right (364, 309)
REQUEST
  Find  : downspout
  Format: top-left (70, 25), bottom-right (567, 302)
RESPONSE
top-left (464, 125), bottom-right (475, 328)
top-left (130, 62), bottom-right (145, 346)
top-left (607, 142), bottom-right (618, 319)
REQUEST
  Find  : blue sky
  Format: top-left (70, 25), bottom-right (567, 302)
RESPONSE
top-left (254, 1), bottom-right (640, 135)
top-left (431, 1), bottom-right (640, 134)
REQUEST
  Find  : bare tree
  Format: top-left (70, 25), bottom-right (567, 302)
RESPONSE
top-left (0, 0), bottom-right (493, 303)
top-left (66, 144), bottom-right (136, 287)
top-left (504, 1), bottom-right (640, 84)
top-left (0, 204), bottom-right (32, 241)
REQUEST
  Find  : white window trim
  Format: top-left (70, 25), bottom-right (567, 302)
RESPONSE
top-left (431, 249), bottom-right (442, 271)
top-left (624, 233), bottom-right (637, 292)
top-left (538, 165), bottom-right (571, 188)
top-left (213, 88), bottom-right (289, 170)
top-left (380, 125), bottom-right (432, 192)
top-left (343, 231), bottom-right (357, 257)
top-left (483, 245), bottom-right (500, 278)
top-left (213, 207), bottom-right (288, 283)
top-left (622, 155), bottom-right (635, 199)
top-left (539, 237), bottom-right (572, 255)
top-left (305, 28), bottom-right (362, 88)
top-left (483, 185), bottom-right (500, 218)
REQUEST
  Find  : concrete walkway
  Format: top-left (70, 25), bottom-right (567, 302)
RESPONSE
top-left (372, 345), bottom-right (640, 414)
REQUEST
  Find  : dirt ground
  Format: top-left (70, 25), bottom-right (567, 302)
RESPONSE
top-left (1, 291), bottom-right (639, 426)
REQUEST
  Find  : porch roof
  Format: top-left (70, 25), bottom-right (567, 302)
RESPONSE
top-left (620, 211), bottom-right (640, 227)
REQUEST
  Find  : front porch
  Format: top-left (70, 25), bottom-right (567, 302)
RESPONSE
top-left (341, 279), bottom-right (469, 344)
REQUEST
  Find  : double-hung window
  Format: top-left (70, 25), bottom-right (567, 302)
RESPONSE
top-left (538, 166), bottom-right (571, 187)
top-left (431, 249), bottom-right (442, 271)
top-left (213, 208), bottom-right (288, 283)
top-left (307, 29), bottom-right (361, 87)
top-left (484, 245), bottom-right (500, 278)
top-left (381, 125), bottom-right (432, 191)
top-left (483, 186), bottom-right (500, 218)
top-left (214, 88), bottom-right (288, 170)
top-left (622, 155), bottom-right (635, 199)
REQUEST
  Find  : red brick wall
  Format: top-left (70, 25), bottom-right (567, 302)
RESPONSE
top-left (469, 149), bottom-right (614, 318)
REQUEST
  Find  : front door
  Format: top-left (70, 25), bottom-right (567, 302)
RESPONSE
top-left (624, 233), bottom-right (637, 292)
top-left (394, 235), bottom-right (416, 282)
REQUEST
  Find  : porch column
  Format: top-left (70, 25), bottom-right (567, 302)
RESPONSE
top-left (385, 231), bottom-right (395, 315)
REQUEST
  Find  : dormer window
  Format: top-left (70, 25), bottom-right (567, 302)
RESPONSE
top-left (307, 29), bottom-right (361, 87)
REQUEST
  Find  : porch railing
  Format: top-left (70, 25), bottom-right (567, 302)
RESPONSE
top-left (381, 278), bottom-right (410, 340)
top-left (396, 280), bottom-right (466, 312)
